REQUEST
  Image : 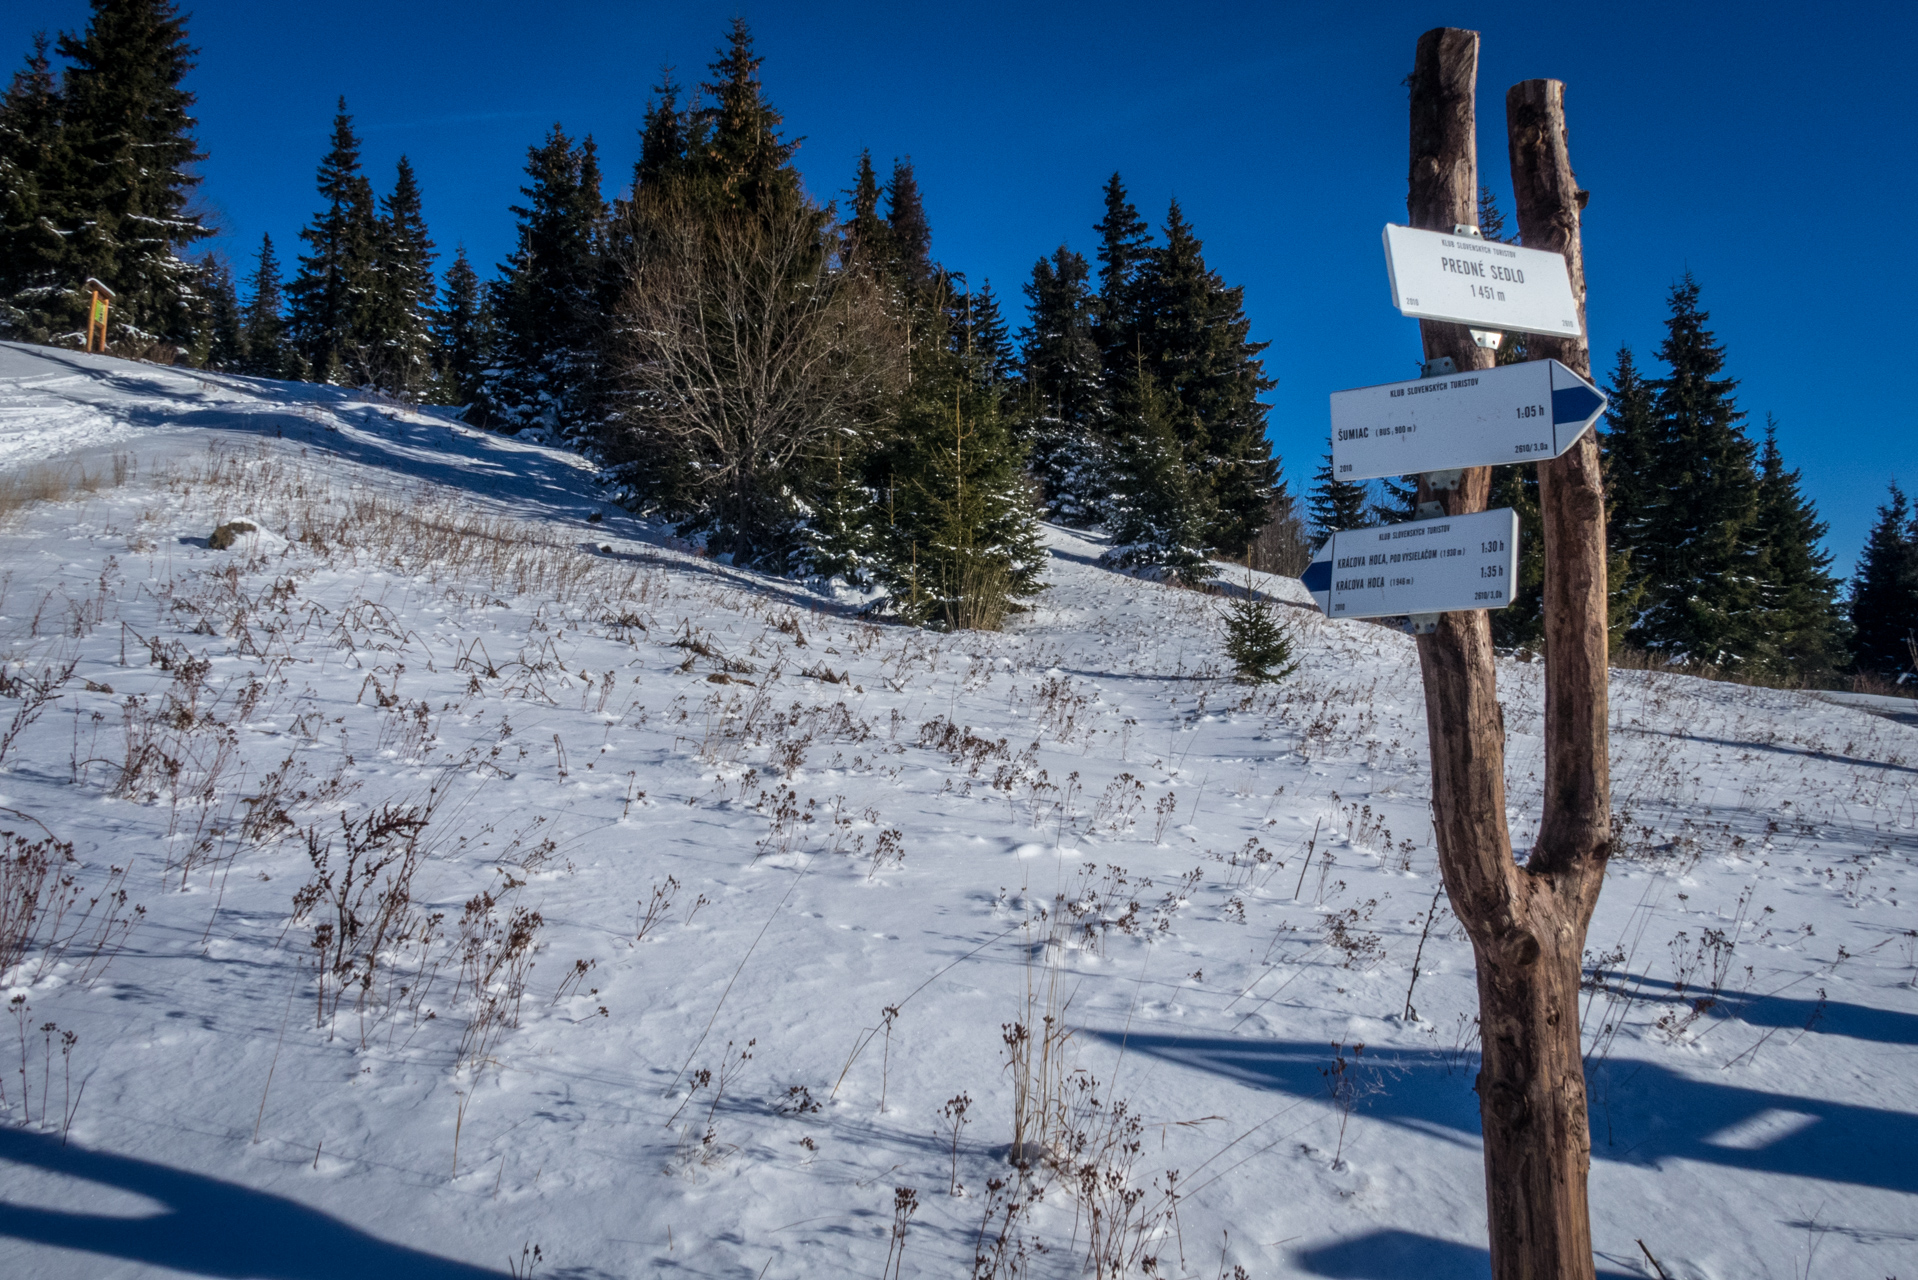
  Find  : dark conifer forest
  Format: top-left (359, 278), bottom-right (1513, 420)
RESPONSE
top-left (0, 3), bottom-right (1894, 677)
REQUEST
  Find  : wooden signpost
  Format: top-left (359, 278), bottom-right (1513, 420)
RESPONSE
top-left (84, 277), bottom-right (113, 354)
top-left (1298, 27), bottom-right (1614, 1280)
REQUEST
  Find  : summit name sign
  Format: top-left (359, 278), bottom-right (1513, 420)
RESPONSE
top-left (1329, 358), bottom-right (1607, 481)
top-left (1382, 224), bottom-right (1582, 337)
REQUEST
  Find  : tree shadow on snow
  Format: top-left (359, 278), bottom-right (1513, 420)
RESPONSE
top-left (1085, 1031), bottom-right (1918, 1197)
top-left (1290, 1228), bottom-right (1641, 1279)
top-left (0, 1127), bottom-right (509, 1278)
top-left (1614, 723), bottom-right (1918, 777)
top-left (1613, 975), bottom-right (1918, 1049)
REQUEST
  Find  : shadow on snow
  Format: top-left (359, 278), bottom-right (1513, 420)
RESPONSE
top-left (0, 1127), bottom-right (509, 1278)
top-left (1087, 1031), bottom-right (1918, 1197)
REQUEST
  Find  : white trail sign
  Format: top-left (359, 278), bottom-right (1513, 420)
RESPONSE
top-left (1301, 507), bottom-right (1520, 620)
top-left (1382, 224), bottom-right (1582, 337)
top-left (1330, 358), bottom-right (1607, 481)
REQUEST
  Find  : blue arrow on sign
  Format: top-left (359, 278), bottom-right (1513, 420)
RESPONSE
top-left (1301, 555), bottom-right (1333, 599)
top-left (1551, 379), bottom-right (1605, 430)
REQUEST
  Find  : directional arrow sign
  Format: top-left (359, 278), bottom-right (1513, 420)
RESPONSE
top-left (1382, 224), bottom-right (1582, 337)
top-left (1330, 358), bottom-right (1607, 482)
top-left (1300, 508), bottom-right (1520, 620)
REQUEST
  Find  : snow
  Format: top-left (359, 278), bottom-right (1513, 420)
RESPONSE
top-left (0, 338), bottom-right (1913, 1280)
top-left (1811, 690), bottom-right (1918, 728)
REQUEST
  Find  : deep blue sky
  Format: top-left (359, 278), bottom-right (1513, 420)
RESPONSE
top-left (7, 1), bottom-right (1914, 574)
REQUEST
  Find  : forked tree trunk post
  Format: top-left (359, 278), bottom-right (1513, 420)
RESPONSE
top-left (1508, 81), bottom-right (1609, 859)
top-left (1499, 72), bottom-right (1613, 1279)
top-left (1405, 30), bottom-right (1612, 1280)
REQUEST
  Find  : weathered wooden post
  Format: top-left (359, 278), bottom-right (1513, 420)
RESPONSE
top-left (1508, 82), bottom-right (1608, 863)
top-left (1498, 72), bottom-right (1612, 1280)
top-left (1400, 29), bottom-right (1613, 1280)
top-left (1403, 33), bottom-right (1511, 963)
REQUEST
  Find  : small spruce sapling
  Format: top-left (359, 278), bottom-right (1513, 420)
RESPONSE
top-left (1219, 576), bottom-right (1300, 684)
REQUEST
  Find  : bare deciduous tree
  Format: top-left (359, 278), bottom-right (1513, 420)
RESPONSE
top-left (1247, 490), bottom-right (1312, 578)
top-left (609, 196), bottom-right (906, 564)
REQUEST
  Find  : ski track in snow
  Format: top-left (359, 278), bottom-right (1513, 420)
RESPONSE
top-left (0, 339), bottom-right (1914, 1279)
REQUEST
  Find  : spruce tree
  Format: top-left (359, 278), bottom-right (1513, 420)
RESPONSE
top-left (882, 371), bottom-right (1046, 630)
top-left (791, 271), bottom-right (895, 586)
top-left (1221, 584), bottom-right (1300, 684)
top-left (47, 0), bottom-right (211, 349)
top-left (693, 19), bottom-right (799, 215)
top-left (1848, 483), bottom-right (1918, 680)
top-left (1603, 547), bottom-right (1646, 656)
top-left (1597, 345), bottom-right (1657, 648)
top-left (1100, 367), bottom-right (1214, 587)
top-left (196, 256), bottom-right (242, 369)
top-left (794, 147), bottom-right (896, 586)
top-left (483, 124), bottom-right (606, 437)
top-left (844, 148), bottom-right (887, 270)
top-left (430, 245), bottom-right (486, 407)
top-left (883, 158), bottom-right (933, 293)
top-left (634, 68), bottom-right (690, 193)
top-left (1599, 346), bottom-right (1656, 577)
top-left (1749, 416), bottom-right (1845, 679)
top-left (1306, 453), bottom-right (1368, 542)
top-left (605, 68), bottom-right (692, 283)
top-left (368, 155), bottom-right (437, 397)
top-left (796, 433), bottom-right (882, 587)
top-left (602, 72), bottom-right (683, 405)
top-left (238, 233), bottom-right (287, 377)
top-left (1369, 475), bottom-right (1419, 525)
top-left (959, 279), bottom-right (1013, 391)
top-left (1476, 184), bottom-right (1510, 243)
top-left (1130, 198), bottom-right (1279, 554)
top-left (1633, 275), bottom-right (1761, 667)
top-left (1091, 173), bottom-right (1150, 365)
top-left (0, 34), bottom-right (70, 340)
top-left (797, 154), bottom-right (942, 584)
top-left (1015, 247), bottom-right (1107, 526)
top-left (287, 99), bottom-right (379, 384)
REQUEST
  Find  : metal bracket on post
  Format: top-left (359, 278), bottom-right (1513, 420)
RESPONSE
top-left (1416, 468), bottom-right (1463, 520)
top-left (1446, 228), bottom-right (1504, 350)
top-left (1406, 613), bottom-right (1441, 635)
top-left (1421, 355), bottom-right (1456, 379)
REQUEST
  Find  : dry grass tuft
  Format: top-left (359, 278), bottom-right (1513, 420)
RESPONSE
top-left (0, 453), bottom-right (136, 522)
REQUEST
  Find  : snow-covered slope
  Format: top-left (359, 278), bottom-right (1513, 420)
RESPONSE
top-left (0, 340), bottom-right (1912, 1280)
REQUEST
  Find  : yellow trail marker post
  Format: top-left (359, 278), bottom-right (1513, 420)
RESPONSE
top-left (84, 277), bottom-right (114, 354)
